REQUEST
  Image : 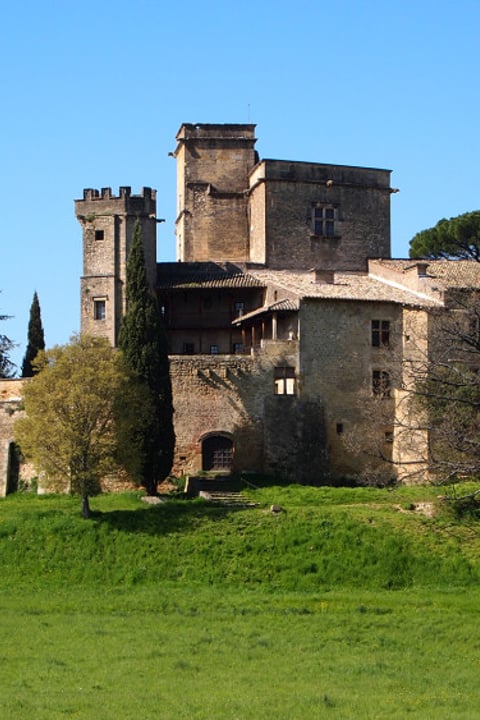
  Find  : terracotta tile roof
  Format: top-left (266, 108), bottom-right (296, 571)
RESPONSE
top-left (156, 259), bottom-right (480, 307)
top-left (156, 262), bottom-right (264, 290)
top-left (246, 268), bottom-right (438, 306)
top-left (373, 259), bottom-right (480, 288)
top-left (269, 298), bottom-right (299, 312)
top-left (232, 298), bottom-right (299, 324)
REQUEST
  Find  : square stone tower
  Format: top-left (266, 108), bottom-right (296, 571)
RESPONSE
top-left (76, 186), bottom-right (157, 346)
top-left (174, 123), bottom-right (257, 262)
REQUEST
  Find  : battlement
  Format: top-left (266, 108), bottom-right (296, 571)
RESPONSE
top-left (81, 186), bottom-right (156, 201)
top-left (76, 186), bottom-right (157, 220)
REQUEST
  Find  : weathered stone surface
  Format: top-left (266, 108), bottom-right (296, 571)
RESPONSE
top-left (9, 123), bottom-right (474, 492)
top-left (0, 380), bottom-right (25, 496)
top-left (76, 187), bottom-right (157, 346)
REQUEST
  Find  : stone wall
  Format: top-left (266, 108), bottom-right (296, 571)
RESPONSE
top-left (249, 160), bottom-right (391, 271)
top-left (175, 124), bottom-right (257, 262)
top-left (76, 187), bottom-right (157, 345)
top-left (169, 340), bottom-right (302, 478)
top-left (179, 189), bottom-right (250, 262)
top-left (299, 298), bottom-right (404, 481)
top-left (170, 355), bottom-right (263, 477)
top-left (0, 379), bottom-right (25, 496)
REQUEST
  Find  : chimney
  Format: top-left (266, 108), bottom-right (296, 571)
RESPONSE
top-left (312, 269), bottom-right (335, 284)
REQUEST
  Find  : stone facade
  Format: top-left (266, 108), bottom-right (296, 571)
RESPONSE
top-left (71, 124), bottom-right (480, 485)
top-left (249, 160), bottom-right (391, 271)
top-left (4, 123), bottom-right (480, 495)
top-left (175, 124), bottom-right (257, 262)
top-left (76, 186), bottom-right (157, 346)
top-left (0, 380), bottom-right (25, 495)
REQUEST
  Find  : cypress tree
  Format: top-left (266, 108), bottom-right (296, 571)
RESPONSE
top-left (21, 291), bottom-right (45, 377)
top-left (118, 221), bottom-right (175, 494)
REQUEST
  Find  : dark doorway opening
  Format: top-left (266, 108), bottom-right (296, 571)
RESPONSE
top-left (6, 442), bottom-right (19, 494)
top-left (202, 435), bottom-right (234, 472)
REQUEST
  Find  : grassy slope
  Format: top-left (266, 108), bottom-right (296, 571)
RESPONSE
top-left (1, 485), bottom-right (480, 719)
top-left (1, 484), bottom-right (479, 591)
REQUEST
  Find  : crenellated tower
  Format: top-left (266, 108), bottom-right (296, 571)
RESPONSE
top-left (75, 186), bottom-right (157, 346)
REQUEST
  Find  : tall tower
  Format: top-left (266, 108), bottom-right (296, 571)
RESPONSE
top-left (174, 124), bottom-right (257, 262)
top-left (75, 186), bottom-right (157, 346)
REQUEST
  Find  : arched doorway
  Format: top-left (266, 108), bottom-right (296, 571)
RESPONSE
top-left (202, 434), bottom-right (234, 472)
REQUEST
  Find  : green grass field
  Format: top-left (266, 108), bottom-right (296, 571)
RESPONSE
top-left (1, 484), bottom-right (480, 719)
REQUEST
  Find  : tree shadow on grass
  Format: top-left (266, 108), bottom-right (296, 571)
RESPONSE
top-left (92, 498), bottom-right (253, 536)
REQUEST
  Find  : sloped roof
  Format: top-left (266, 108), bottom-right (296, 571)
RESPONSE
top-left (156, 262), bottom-right (264, 290)
top-left (155, 259), bottom-right (480, 308)
top-left (232, 298), bottom-right (299, 324)
top-left (373, 259), bottom-right (480, 288)
top-left (246, 268), bottom-right (439, 307)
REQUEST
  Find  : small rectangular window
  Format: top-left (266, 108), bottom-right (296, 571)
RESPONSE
top-left (183, 342), bottom-right (195, 355)
top-left (336, 423), bottom-right (344, 435)
top-left (93, 299), bottom-right (106, 320)
top-left (372, 370), bottom-right (390, 397)
top-left (95, 229), bottom-right (104, 241)
top-left (210, 344), bottom-right (219, 354)
top-left (384, 430), bottom-right (394, 443)
top-left (372, 320), bottom-right (390, 347)
top-left (234, 301), bottom-right (245, 317)
top-left (274, 366), bottom-right (296, 395)
top-left (312, 205), bottom-right (336, 237)
top-left (232, 342), bottom-right (243, 354)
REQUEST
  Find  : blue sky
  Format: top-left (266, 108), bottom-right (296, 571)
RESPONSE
top-left (1, 0), bottom-right (479, 371)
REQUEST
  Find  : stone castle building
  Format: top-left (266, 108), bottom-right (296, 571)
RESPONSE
top-left (2, 123), bottom-right (479, 492)
top-left (73, 123), bottom-right (480, 485)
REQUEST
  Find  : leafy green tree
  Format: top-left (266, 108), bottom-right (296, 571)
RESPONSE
top-left (21, 291), bottom-right (45, 377)
top-left (15, 335), bottom-right (137, 518)
top-left (119, 220), bottom-right (174, 495)
top-left (0, 293), bottom-right (15, 378)
top-left (409, 210), bottom-right (480, 260)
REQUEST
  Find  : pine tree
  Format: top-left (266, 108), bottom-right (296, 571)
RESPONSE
top-left (118, 221), bottom-right (175, 494)
top-left (21, 291), bottom-right (45, 377)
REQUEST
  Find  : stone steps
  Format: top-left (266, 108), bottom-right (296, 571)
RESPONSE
top-left (198, 490), bottom-right (257, 507)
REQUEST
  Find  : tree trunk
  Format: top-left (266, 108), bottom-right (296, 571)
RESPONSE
top-left (81, 495), bottom-right (91, 519)
top-left (145, 481), bottom-right (157, 497)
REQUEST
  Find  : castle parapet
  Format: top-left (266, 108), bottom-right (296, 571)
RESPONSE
top-left (76, 187), bottom-right (157, 222)
top-left (81, 186), bottom-right (155, 202)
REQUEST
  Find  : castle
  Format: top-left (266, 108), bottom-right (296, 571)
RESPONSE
top-left (2, 123), bottom-right (479, 492)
